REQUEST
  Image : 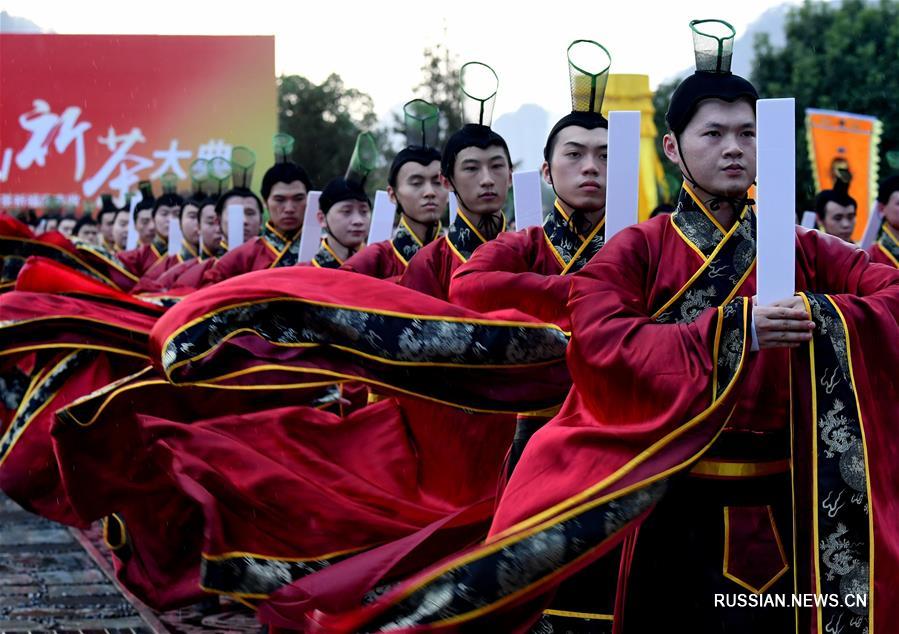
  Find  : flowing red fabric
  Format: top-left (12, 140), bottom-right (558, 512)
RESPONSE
top-left (201, 237), bottom-right (278, 286)
top-left (397, 237), bottom-right (461, 299)
top-left (118, 242), bottom-right (164, 277)
top-left (341, 241), bottom-right (405, 280)
top-left (297, 219), bottom-right (899, 632)
top-left (450, 226), bottom-right (573, 329)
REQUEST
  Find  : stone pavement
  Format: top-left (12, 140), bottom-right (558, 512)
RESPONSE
top-left (0, 494), bottom-right (259, 634)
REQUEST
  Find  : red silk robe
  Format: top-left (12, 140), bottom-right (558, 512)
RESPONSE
top-left (201, 223), bottom-right (302, 286)
top-left (342, 218), bottom-right (441, 281)
top-left (867, 222), bottom-right (899, 268)
top-left (399, 212), bottom-right (506, 300)
top-left (313, 187), bottom-right (899, 633)
top-left (450, 200), bottom-right (605, 329)
top-left (118, 237), bottom-right (166, 277)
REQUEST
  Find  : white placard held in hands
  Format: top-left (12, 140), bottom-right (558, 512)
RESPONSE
top-left (604, 111), bottom-right (641, 242)
top-left (448, 192), bottom-right (459, 225)
top-left (298, 191), bottom-right (323, 263)
top-left (168, 216), bottom-right (182, 257)
top-left (800, 211), bottom-right (818, 229)
top-left (859, 206), bottom-right (882, 249)
top-left (226, 204), bottom-right (245, 251)
top-left (368, 191), bottom-right (396, 245)
top-left (126, 192), bottom-right (141, 250)
top-left (756, 98), bottom-right (796, 306)
top-left (512, 170), bottom-right (543, 230)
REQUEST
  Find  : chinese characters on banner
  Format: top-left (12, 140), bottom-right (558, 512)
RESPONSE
top-left (0, 34), bottom-right (276, 210)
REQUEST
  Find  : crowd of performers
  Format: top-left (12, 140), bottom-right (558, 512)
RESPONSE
top-left (1, 22), bottom-right (898, 634)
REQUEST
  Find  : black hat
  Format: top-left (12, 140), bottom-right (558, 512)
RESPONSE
top-left (261, 133), bottom-right (313, 199)
top-left (97, 193), bottom-right (119, 221)
top-left (133, 180), bottom-right (156, 219)
top-left (441, 62), bottom-right (511, 177)
top-left (544, 40), bottom-right (612, 161)
top-left (154, 171), bottom-right (184, 216)
top-left (815, 174), bottom-right (857, 218)
top-left (320, 132), bottom-right (377, 213)
top-left (665, 20), bottom-right (758, 135)
top-left (388, 99), bottom-right (442, 187)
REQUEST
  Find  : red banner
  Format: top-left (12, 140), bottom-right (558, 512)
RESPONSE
top-left (0, 34), bottom-right (276, 210)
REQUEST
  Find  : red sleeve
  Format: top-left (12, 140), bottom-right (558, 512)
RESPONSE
top-left (566, 223), bottom-right (734, 427)
top-left (200, 240), bottom-right (265, 287)
top-left (341, 242), bottom-right (393, 278)
top-left (398, 239), bottom-right (450, 300)
top-left (450, 228), bottom-right (573, 328)
top-left (798, 227), bottom-right (899, 296)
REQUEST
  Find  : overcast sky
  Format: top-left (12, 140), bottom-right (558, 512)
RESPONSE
top-left (4, 0), bottom-right (800, 120)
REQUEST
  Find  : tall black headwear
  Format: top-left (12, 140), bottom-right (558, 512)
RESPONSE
top-left (665, 19), bottom-right (759, 211)
top-left (389, 99), bottom-right (442, 240)
top-left (544, 39), bottom-right (612, 234)
top-left (441, 61), bottom-right (510, 239)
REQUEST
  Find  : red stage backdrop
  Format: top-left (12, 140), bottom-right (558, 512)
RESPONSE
top-left (0, 34), bottom-right (276, 210)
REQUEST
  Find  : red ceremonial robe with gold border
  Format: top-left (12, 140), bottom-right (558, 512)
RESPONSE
top-left (341, 218), bottom-right (441, 281)
top-left (297, 185), bottom-right (899, 634)
top-left (450, 200), bottom-right (605, 329)
top-left (398, 212), bottom-right (506, 300)
top-left (118, 237), bottom-right (167, 277)
top-left (867, 222), bottom-right (899, 268)
top-left (201, 223), bottom-right (302, 286)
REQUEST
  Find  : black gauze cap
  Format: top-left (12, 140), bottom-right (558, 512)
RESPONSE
top-left (665, 71), bottom-right (759, 135)
top-left (543, 111), bottom-right (608, 161)
top-left (319, 177), bottom-right (370, 214)
top-left (261, 162), bottom-right (312, 200)
top-left (388, 147), bottom-right (442, 187)
top-left (877, 175), bottom-right (899, 205)
top-left (441, 124), bottom-right (511, 178)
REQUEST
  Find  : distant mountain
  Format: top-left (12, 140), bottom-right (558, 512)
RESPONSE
top-left (493, 103), bottom-right (551, 172)
top-left (0, 11), bottom-right (47, 33)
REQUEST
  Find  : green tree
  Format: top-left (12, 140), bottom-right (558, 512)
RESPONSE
top-left (751, 0), bottom-right (899, 208)
top-left (278, 73), bottom-right (385, 189)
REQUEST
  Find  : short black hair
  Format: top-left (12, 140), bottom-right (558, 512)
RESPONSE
top-left (815, 189), bottom-right (857, 219)
top-left (388, 147), bottom-right (442, 188)
top-left (543, 111), bottom-right (608, 163)
top-left (877, 175), bottom-right (899, 205)
top-left (153, 193), bottom-right (184, 218)
top-left (214, 187), bottom-right (265, 218)
top-left (441, 124), bottom-right (512, 178)
top-left (261, 162), bottom-right (312, 200)
top-left (73, 215), bottom-right (97, 235)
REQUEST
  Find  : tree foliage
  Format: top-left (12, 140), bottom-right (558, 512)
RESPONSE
top-left (277, 73), bottom-right (382, 189)
top-left (751, 0), bottom-right (899, 207)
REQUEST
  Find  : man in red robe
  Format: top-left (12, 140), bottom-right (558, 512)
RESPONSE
top-left (449, 111), bottom-right (608, 330)
top-left (311, 175), bottom-right (372, 269)
top-left (137, 194), bottom-right (202, 288)
top-left (120, 181), bottom-right (184, 277)
top-left (154, 195), bottom-right (225, 291)
top-left (342, 100), bottom-right (446, 280)
top-left (201, 161), bottom-right (311, 285)
top-left (315, 22), bottom-right (899, 634)
top-left (868, 175), bottom-right (899, 267)
top-left (397, 123), bottom-right (512, 299)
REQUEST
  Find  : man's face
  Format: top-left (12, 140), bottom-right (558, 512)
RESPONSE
top-left (180, 203), bottom-right (200, 246)
top-left (220, 195), bottom-right (263, 242)
top-left (44, 218), bottom-right (59, 232)
top-left (99, 213), bottom-right (115, 242)
top-left (664, 98), bottom-right (757, 200)
top-left (542, 126), bottom-right (608, 212)
top-left (881, 191), bottom-right (899, 230)
top-left (318, 200), bottom-right (371, 250)
top-left (112, 211), bottom-right (130, 250)
top-left (58, 218), bottom-right (77, 237)
top-left (266, 181), bottom-right (307, 233)
top-left (199, 204), bottom-right (222, 251)
top-left (136, 209), bottom-right (155, 244)
top-left (389, 160), bottom-right (447, 225)
top-left (444, 145), bottom-right (512, 215)
top-left (822, 201), bottom-right (857, 242)
top-left (76, 223), bottom-right (99, 245)
top-left (155, 205), bottom-right (178, 240)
